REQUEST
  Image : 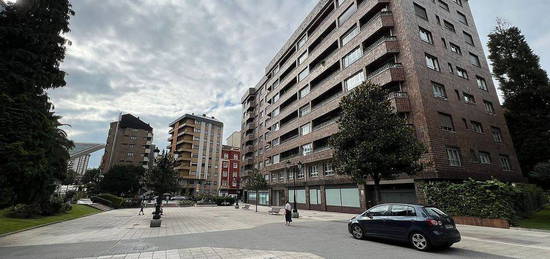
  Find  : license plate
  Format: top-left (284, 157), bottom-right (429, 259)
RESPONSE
top-left (445, 225), bottom-right (454, 229)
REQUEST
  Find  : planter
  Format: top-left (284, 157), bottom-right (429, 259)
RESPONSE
top-left (150, 219), bottom-right (161, 228)
top-left (453, 216), bottom-right (510, 229)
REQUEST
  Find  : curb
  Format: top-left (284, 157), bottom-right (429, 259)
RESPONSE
top-left (0, 207), bottom-right (103, 238)
top-left (510, 227), bottom-right (550, 233)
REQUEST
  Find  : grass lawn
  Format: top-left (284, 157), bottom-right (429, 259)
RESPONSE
top-left (518, 206), bottom-right (550, 230)
top-left (0, 204), bottom-right (101, 235)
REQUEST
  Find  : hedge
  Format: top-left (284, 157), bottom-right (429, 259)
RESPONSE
top-left (90, 196), bottom-right (113, 207)
top-left (97, 193), bottom-right (124, 208)
top-left (422, 179), bottom-right (548, 224)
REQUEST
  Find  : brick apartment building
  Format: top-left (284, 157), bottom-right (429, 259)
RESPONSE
top-left (100, 114), bottom-right (154, 173)
top-left (168, 114), bottom-right (223, 195)
top-left (240, 0), bottom-right (524, 213)
top-left (218, 145), bottom-right (242, 197)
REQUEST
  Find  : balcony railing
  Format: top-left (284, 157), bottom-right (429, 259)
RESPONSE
top-left (364, 36), bottom-right (397, 53)
top-left (367, 63), bottom-right (403, 80)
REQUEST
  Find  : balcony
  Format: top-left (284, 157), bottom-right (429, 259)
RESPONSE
top-left (244, 134), bottom-right (255, 142)
top-left (388, 92), bottom-right (411, 113)
top-left (243, 158), bottom-right (254, 166)
top-left (244, 111), bottom-right (255, 122)
top-left (367, 63), bottom-right (405, 86)
top-left (244, 100), bottom-right (256, 112)
top-left (244, 121), bottom-right (256, 132)
top-left (244, 145), bottom-right (255, 154)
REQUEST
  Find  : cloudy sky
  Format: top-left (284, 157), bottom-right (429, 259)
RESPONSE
top-left (50, 0), bottom-right (550, 168)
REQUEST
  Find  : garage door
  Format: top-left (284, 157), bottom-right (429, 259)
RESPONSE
top-left (380, 189), bottom-right (417, 204)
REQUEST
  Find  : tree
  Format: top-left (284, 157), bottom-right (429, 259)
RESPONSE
top-left (487, 21), bottom-right (550, 176)
top-left (529, 161), bottom-right (550, 190)
top-left (62, 169), bottom-right (78, 185)
top-left (144, 152), bottom-right (179, 218)
top-left (100, 165), bottom-right (145, 197)
top-left (0, 0), bottom-right (74, 208)
top-left (81, 169), bottom-right (102, 185)
top-left (329, 82), bottom-right (425, 204)
top-left (243, 170), bottom-right (267, 212)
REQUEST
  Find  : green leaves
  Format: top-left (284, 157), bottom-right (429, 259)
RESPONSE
top-left (144, 154), bottom-right (179, 196)
top-left (100, 165), bottom-right (145, 196)
top-left (329, 82), bottom-right (425, 195)
top-left (243, 170), bottom-right (267, 192)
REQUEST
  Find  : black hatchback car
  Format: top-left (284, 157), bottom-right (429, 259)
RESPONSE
top-left (348, 203), bottom-right (461, 251)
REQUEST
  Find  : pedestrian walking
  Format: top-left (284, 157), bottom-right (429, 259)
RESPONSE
top-left (284, 201), bottom-right (292, 226)
top-left (138, 201), bottom-right (145, 215)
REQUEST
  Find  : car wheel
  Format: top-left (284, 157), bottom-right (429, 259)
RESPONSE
top-left (410, 232), bottom-right (431, 251)
top-left (351, 224), bottom-right (365, 240)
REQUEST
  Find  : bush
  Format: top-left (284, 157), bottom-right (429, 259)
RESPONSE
top-left (122, 198), bottom-right (141, 208)
top-left (6, 203), bottom-right (42, 218)
top-left (97, 193), bottom-right (124, 208)
top-left (40, 196), bottom-right (65, 216)
top-left (178, 200), bottom-right (195, 207)
top-left (423, 179), bottom-right (548, 224)
top-left (90, 196), bottom-right (113, 207)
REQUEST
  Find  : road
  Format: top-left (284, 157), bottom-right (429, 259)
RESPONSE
top-left (0, 206), bottom-right (549, 258)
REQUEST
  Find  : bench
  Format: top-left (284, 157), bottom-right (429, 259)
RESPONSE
top-left (269, 207), bottom-right (282, 215)
top-left (242, 204), bottom-right (250, 210)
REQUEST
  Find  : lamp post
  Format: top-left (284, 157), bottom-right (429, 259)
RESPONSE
top-left (293, 162), bottom-right (302, 218)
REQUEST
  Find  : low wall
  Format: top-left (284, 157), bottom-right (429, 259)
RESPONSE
top-left (453, 216), bottom-right (510, 229)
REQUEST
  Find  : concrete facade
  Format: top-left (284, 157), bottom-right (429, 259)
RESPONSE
top-left (168, 114), bottom-right (223, 195)
top-left (100, 114), bottom-right (153, 173)
top-left (240, 0), bottom-right (524, 213)
top-left (225, 131), bottom-right (241, 148)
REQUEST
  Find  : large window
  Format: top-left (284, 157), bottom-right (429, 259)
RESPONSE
top-left (446, 147), bottom-right (462, 166)
top-left (298, 51), bottom-right (308, 65)
top-left (272, 154), bottom-right (280, 164)
top-left (484, 100), bottom-right (495, 114)
top-left (272, 107), bottom-right (280, 117)
top-left (343, 47), bottom-right (363, 68)
top-left (443, 20), bottom-right (456, 32)
top-left (463, 93), bottom-right (476, 104)
top-left (299, 85), bottom-right (310, 98)
top-left (298, 67), bottom-right (309, 82)
top-left (289, 189), bottom-right (306, 204)
top-left (299, 104), bottom-right (310, 117)
top-left (438, 0), bottom-right (449, 11)
top-left (341, 25), bottom-right (359, 46)
top-left (492, 127), bottom-right (503, 143)
top-left (470, 53), bottom-right (481, 67)
top-left (471, 121), bottom-right (484, 133)
top-left (457, 11), bottom-right (468, 25)
top-left (432, 82), bottom-right (447, 99)
top-left (477, 76), bottom-right (488, 91)
top-left (479, 151), bottom-right (492, 164)
top-left (309, 165), bottom-right (319, 177)
top-left (309, 189), bottom-right (321, 204)
top-left (297, 35), bottom-right (308, 49)
top-left (419, 27), bottom-right (433, 44)
top-left (414, 3), bottom-right (428, 20)
top-left (426, 54), bottom-right (441, 71)
top-left (464, 31), bottom-right (475, 45)
top-left (338, 3), bottom-right (357, 25)
top-left (450, 42), bottom-right (462, 55)
top-left (324, 162), bottom-right (334, 175)
top-left (326, 188), bottom-right (360, 208)
top-left (456, 67), bottom-right (469, 79)
top-left (500, 155), bottom-right (512, 171)
top-left (439, 112), bottom-right (455, 131)
top-left (300, 123), bottom-right (312, 135)
top-left (344, 71), bottom-right (365, 90)
top-left (302, 143), bottom-right (313, 156)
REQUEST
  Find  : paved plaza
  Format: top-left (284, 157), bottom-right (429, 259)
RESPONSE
top-left (1, 206), bottom-right (550, 258)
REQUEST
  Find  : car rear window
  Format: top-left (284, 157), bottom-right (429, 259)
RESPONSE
top-left (424, 207), bottom-right (448, 218)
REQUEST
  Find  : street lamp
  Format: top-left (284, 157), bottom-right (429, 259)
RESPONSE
top-left (285, 160), bottom-right (291, 207)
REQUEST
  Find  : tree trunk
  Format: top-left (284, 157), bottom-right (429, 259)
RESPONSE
top-left (255, 190), bottom-right (258, 212)
top-left (373, 177), bottom-right (382, 205)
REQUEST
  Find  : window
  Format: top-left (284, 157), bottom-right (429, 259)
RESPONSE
top-left (432, 82), bottom-right (447, 99)
top-left (130, 136), bottom-right (137, 140)
top-left (129, 144), bottom-right (135, 149)
top-left (450, 43), bottom-right (462, 55)
top-left (341, 25), bottom-right (359, 46)
top-left (224, 153), bottom-right (228, 159)
top-left (273, 92), bottom-right (280, 103)
top-left (471, 121), bottom-right (484, 133)
top-left (223, 162), bottom-right (228, 168)
top-left (272, 137), bottom-right (280, 146)
top-left (426, 54), bottom-right (440, 71)
top-left (298, 67), bottom-right (309, 81)
top-left (477, 76), bottom-right (488, 91)
top-left (456, 67), bottom-right (469, 79)
top-left (457, 11), bottom-right (468, 25)
top-left (272, 154), bottom-right (280, 164)
top-left (448, 63), bottom-right (454, 74)
top-left (443, 20), bottom-right (456, 32)
top-left (324, 162), bottom-right (334, 175)
top-left (343, 47), bottom-right (363, 68)
top-left (390, 205), bottom-right (417, 216)
top-left (464, 31), bottom-right (474, 45)
top-left (338, 3), bottom-right (357, 25)
top-left (337, 0), bottom-right (347, 7)
top-left (491, 127), bottom-right (503, 143)
top-left (233, 162), bottom-right (238, 168)
top-left (438, 0), bottom-right (449, 11)
top-left (310, 165), bottom-right (319, 177)
top-left (469, 53), bottom-right (481, 67)
top-left (302, 143), bottom-right (313, 156)
top-left (127, 152), bottom-right (134, 157)
top-left (272, 122), bottom-right (280, 131)
top-left (299, 86), bottom-right (310, 98)
top-left (297, 167), bottom-right (305, 179)
top-left (484, 100), bottom-right (495, 114)
top-left (234, 154), bottom-right (238, 160)
top-left (368, 205), bottom-right (389, 216)
top-left (463, 93), bottom-right (476, 104)
top-left (414, 3), bottom-right (428, 20)
top-left (299, 104), bottom-right (310, 117)
top-left (446, 147), bottom-right (462, 166)
top-left (272, 80), bottom-right (280, 90)
top-left (439, 112), bottom-right (455, 131)
top-left (298, 51), bottom-right (308, 65)
top-left (419, 27), bottom-right (433, 44)
top-left (300, 123), bottom-right (312, 135)
top-left (297, 35), bottom-right (307, 49)
top-left (500, 155), bottom-right (512, 171)
top-left (272, 107), bottom-right (280, 117)
top-left (452, 0), bottom-right (463, 6)
top-left (479, 152), bottom-right (491, 164)
top-left (344, 71), bottom-right (365, 90)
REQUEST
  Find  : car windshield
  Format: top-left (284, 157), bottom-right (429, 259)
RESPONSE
top-left (424, 207), bottom-right (448, 218)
